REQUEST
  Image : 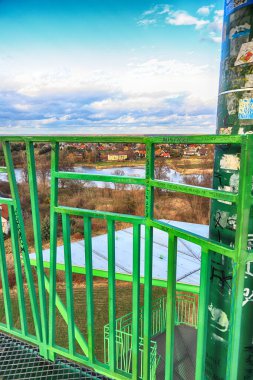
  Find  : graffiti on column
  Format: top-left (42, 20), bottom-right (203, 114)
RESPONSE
top-left (206, 0), bottom-right (253, 379)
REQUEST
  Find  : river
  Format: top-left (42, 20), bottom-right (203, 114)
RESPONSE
top-left (0, 166), bottom-right (192, 188)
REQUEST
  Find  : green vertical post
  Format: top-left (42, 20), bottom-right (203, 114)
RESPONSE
top-left (226, 136), bottom-right (253, 379)
top-left (62, 213), bottom-right (75, 356)
top-left (143, 142), bottom-right (154, 380)
top-left (107, 219), bottom-right (116, 372)
top-left (8, 205), bottom-right (28, 335)
top-left (132, 223), bottom-right (141, 380)
top-left (164, 233), bottom-right (177, 380)
top-left (3, 142), bottom-right (42, 343)
top-left (48, 142), bottom-right (59, 361)
top-left (195, 249), bottom-right (211, 380)
top-left (26, 142), bottom-right (49, 358)
top-left (84, 217), bottom-right (95, 362)
top-left (0, 210), bottom-right (13, 330)
top-left (206, 1), bottom-right (253, 378)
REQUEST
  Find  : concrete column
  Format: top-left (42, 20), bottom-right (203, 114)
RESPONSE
top-left (206, 1), bottom-right (253, 379)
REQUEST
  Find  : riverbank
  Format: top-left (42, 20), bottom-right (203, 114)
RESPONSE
top-left (73, 160), bottom-right (146, 169)
top-left (74, 156), bottom-right (213, 175)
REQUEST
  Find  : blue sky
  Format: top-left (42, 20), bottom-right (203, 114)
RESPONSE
top-left (0, 0), bottom-right (224, 135)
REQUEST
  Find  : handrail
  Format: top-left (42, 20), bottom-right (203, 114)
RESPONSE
top-left (0, 133), bottom-right (246, 144)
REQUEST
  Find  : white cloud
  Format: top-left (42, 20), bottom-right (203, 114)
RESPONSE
top-left (137, 19), bottom-right (156, 26)
top-left (138, 4), bottom-right (223, 43)
top-left (209, 9), bottom-right (224, 33)
top-left (156, 4), bottom-right (171, 15)
top-left (208, 32), bottom-right (222, 43)
top-left (14, 103), bottom-right (33, 111)
top-left (166, 11), bottom-right (209, 29)
top-left (137, 4), bottom-right (171, 27)
top-left (197, 5), bottom-right (214, 17)
top-left (142, 4), bottom-right (171, 17)
top-left (207, 9), bottom-right (224, 43)
top-left (138, 4), bottom-right (210, 30)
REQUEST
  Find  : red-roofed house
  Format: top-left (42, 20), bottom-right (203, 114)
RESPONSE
top-left (0, 204), bottom-right (10, 235)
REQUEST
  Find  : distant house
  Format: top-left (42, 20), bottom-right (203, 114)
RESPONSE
top-left (155, 148), bottom-right (164, 157)
top-left (0, 204), bottom-right (10, 236)
top-left (108, 153), bottom-right (128, 161)
top-left (197, 147), bottom-right (208, 156)
top-left (161, 152), bottom-right (170, 158)
top-left (135, 150), bottom-right (146, 158)
top-left (183, 148), bottom-right (198, 157)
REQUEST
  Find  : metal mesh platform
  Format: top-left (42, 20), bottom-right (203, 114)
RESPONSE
top-left (0, 333), bottom-right (109, 380)
top-left (154, 325), bottom-right (197, 380)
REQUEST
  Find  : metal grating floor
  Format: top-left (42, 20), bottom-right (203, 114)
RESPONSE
top-left (0, 333), bottom-right (109, 380)
top-left (154, 325), bottom-right (197, 380)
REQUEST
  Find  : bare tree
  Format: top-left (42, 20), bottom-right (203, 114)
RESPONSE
top-left (113, 169), bottom-right (126, 190)
top-left (155, 159), bottom-right (170, 195)
top-left (59, 150), bottom-right (75, 188)
top-left (182, 172), bottom-right (212, 224)
top-left (37, 156), bottom-right (51, 191)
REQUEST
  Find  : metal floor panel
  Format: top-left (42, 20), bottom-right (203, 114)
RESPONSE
top-left (154, 325), bottom-right (197, 380)
top-left (0, 333), bottom-right (109, 380)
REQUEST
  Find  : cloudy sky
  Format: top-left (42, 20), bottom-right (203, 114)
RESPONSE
top-left (0, 0), bottom-right (224, 135)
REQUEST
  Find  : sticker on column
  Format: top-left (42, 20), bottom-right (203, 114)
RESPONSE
top-left (239, 98), bottom-right (253, 119)
top-left (220, 127), bottom-right (232, 135)
top-left (226, 0), bottom-right (253, 16)
top-left (215, 210), bottom-right (237, 230)
top-left (235, 42), bottom-right (253, 66)
top-left (208, 303), bottom-right (229, 332)
top-left (245, 74), bottom-right (253, 87)
top-left (243, 288), bottom-right (253, 306)
top-left (227, 93), bottom-right (238, 115)
top-left (220, 154), bottom-right (240, 170)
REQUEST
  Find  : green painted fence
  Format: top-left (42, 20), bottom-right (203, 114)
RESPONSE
top-left (0, 134), bottom-right (251, 379)
top-left (104, 293), bottom-right (197, 378)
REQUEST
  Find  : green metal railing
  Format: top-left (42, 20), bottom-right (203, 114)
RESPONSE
top-left (104, 293), bottom-right (197, 378)
top-left (104, 295), bottom-right (166, 379)
top-left (104, 329), bottom-right (159, 380)
top-left (0, 134), bottom-right (252, 380)
top-left (175, 293), bottom-right (198, 328)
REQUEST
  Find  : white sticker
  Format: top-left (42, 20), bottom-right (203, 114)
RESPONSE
top-left (220, 127), bottom-right (232, 135)
top-left (239, 98), bottom-right (253, 119)
top-left (245, 74), bottom-right (253, 87)
top-left (220, 154), bottom-right (240, 170)
top-left (208, 304), bottom-right (229, 332)
top-left (235, 41), bottom-right (253, 66)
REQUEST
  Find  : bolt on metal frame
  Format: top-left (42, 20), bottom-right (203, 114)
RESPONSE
top-left (0, 134), bottom-right (252, 379)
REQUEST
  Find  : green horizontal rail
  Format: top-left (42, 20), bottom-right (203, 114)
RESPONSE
top-left (29, 258), bottom-right (200, 294)
top-left (56, 172), bottom-right (238, 203)
top-left (147, 134), bottom-right (243, 145)
top-left (149, 219), bottom-right (236, 259)
top-left (0, 323), bottom-right (38, 345)
top-left (0, 167), bottom-right (7, 173)
top-left (55, 171), bottom-right (146, 186)
top-left (0, 133), bottom-right (244, 144)
top-left (0, 197), bottom-right (13, 206)
top-left (55, 205), bottom-right (146, 224)
top-left (150, 179), bottom-right (238, 203)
